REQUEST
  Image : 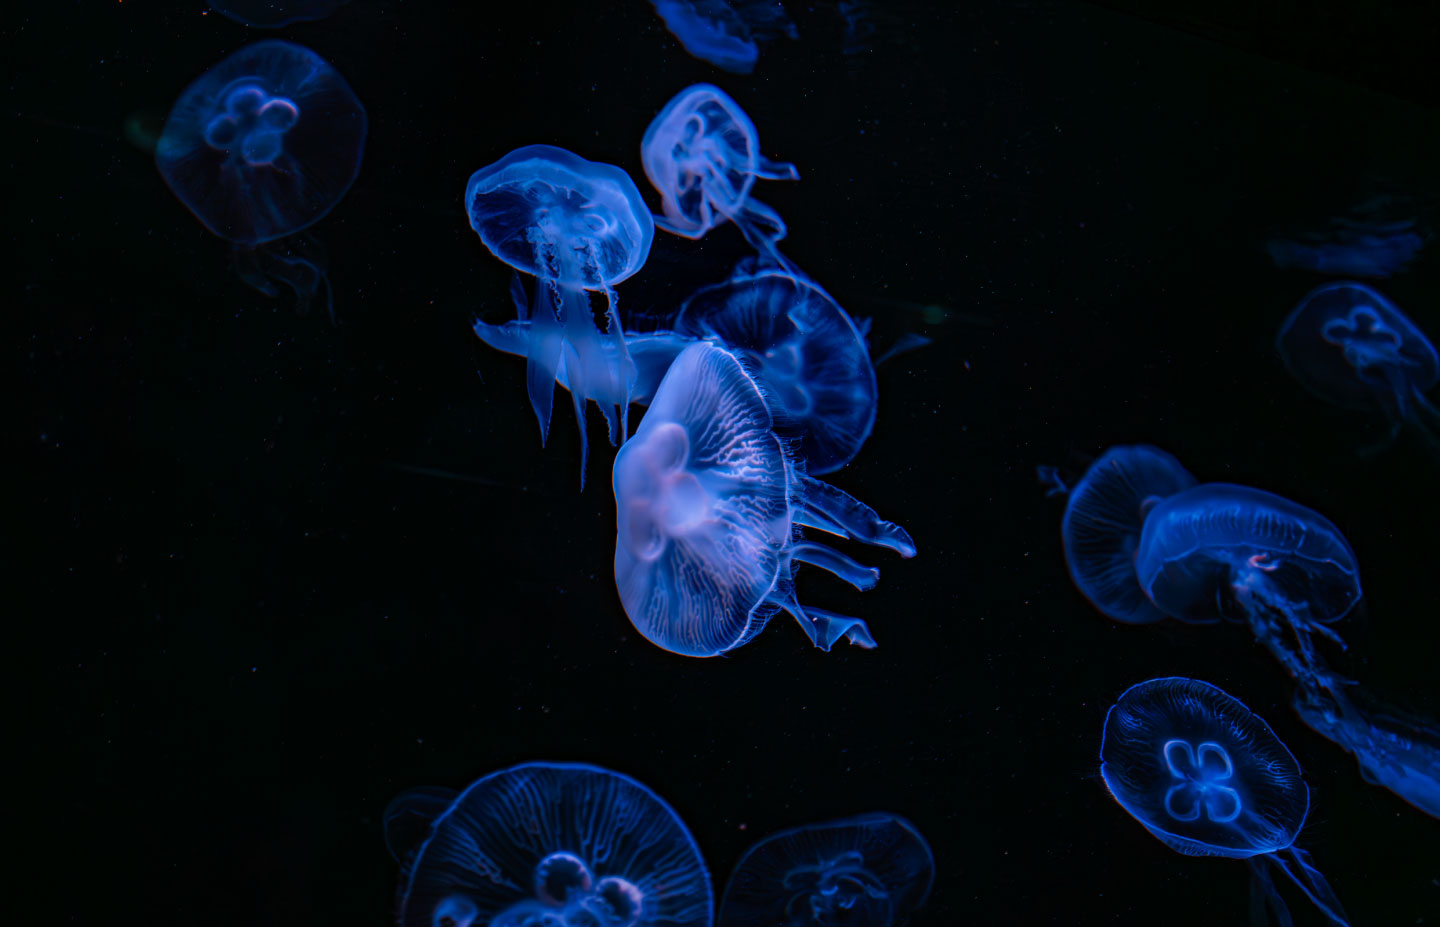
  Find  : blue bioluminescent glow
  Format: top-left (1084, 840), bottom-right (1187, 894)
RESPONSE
top-left (390, 762), bottom-right (713, 927)
top-left (467, 145), bottom-right (655, 486)
top-left (209, 0), bottom-right (350, 28)
top-left (642, 85), bottom-right (799, 267)
top-left (1101, 677), bottom-right (1349, 926)
top-left (718, 813), bottom-right (933, 927)
top-left (649, 0), bottom-right (797, 74)
top-left (612, 341), bottom-right (914, 657)
top-left (675, 269), bottom-right (877, 474)
top-left (1038, 445), bottom-right (1196, 625)
top-left (1277, 281), bottom-right (1440, 453)
top-left (155, 40), bottom-right (365, 314)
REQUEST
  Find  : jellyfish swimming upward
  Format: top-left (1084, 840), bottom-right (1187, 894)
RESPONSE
top-left (612, 341), bottom-right (914, 657)
top-left (1100, 677), bottom-right (1349, 926)
top-left (642, 84), bottom-right (799, 268)
top-left (387, 761), bottom-right (713, 927)
top-left (468, 145), bottom-right (655, 486)
top-left (718, 813), bottom-right (933, 926)
top-left (155, 40), bottom-right (366, 315)
top-left (1277, 281), bottom-right (1440, 455)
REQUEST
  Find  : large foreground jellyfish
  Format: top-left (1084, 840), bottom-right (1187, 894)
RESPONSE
top-left (155, 40), bottom-right (365, 316)
top-left (612, 342), bottom-right (914, 656)
top-left (718, 813), bottom-right (933, 926)
top-left (1037, 445), bottom-right (1196, 624)
top-left (1276, 281), bottom-right (1440, 454)
top-left (649, 0), bottom-right (797, 74)
top-left (468, 145), bottom-right (655, 486)
top-left (1100, 677), bottom-right (1349, 926)
top-left (210, 0), bottom-right (350, 28)
top-left (389, 761), bottom-right (713, 927)
top-left (642, 85), bottom-right (799, 268)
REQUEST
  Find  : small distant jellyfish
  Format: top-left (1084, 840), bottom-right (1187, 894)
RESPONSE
top-left (209, 0), bottom-right (350, 28)
top-left (649, 0), bottom-right (797, 74)
top-left (718, 813), bottom-right (933, 926)
top-left (1101, 677), bottom-right (1350, 926)
top-left (642, 84), bottom-right (799, 268)
top-left (467, 145), bottom-right (655, 486)
top-left (612, 341), bottom-right (915, 656)
top-left (388, 761), bottom-right (713, 927)
top-left (675, 269), bottom-right (878, 474)
top-left (155, 40), bottom-right (366, 316)
top-left (1276, 281), bottom-right (1440, 454)
top-left (1037, 445), bottom-right (1197, 625)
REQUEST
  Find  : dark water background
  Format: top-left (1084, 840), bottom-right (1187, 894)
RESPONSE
top-left (13, 1), bottom-right (1440, 924)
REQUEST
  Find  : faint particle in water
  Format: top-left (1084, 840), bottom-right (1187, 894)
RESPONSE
top-left (467, 144), bottom-right (654, 488)
top-left (718, 813), bottom-right (934, 926)
top-left (612, 341), bottom-right (914, 657)
top-left (1276, 281), bottom-right (1440, 455)
top-left (155, 41), bottom-right (365, 317)
top-left (208, 0), bottom-right (350, 28)
top-left (648, 0), bottom-right (797, 74)
top-left (387, 762), bottom-right (713, 927)
top-left (1100, 677), bottom-right (1349, 926)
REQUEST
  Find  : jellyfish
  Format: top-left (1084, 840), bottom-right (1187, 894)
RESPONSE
top-left (718, 813), bottom-right (933, 926)
top-left (467, 145), bottom-right (655, 486)
top-left (612, 341), bottom-right (914, 656)
top-left (209, 0), bottom-right (350, 28)
top-left (1100, 677), bottom-right (1349, 926)
top-left (1276, 281), bottom-right (1440, 454)
top-left (155, 40), bottom-right (366, 316)
top-left (642, 85), bottom-right (799, 269)
top-left (649, 0), bottom-right (797, 74)
top-left (388, 761), bottom-right (713, 927)
top-left (1037, 445), bottom-right (1197, 625)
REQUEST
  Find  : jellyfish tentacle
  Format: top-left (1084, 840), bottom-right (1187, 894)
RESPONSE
top-left (789, 540), bottom-right (880, 590)
top-left (796, 474), bottom-right (917, 557)
top-left (1246, 858), bottom-right (1295, 927)
top-left (753, 154), bottom-right (800, 182)
top-left (768, 588), bottom-right (877, 651)
top-left (1263, 847), bottom-right (1350, 926)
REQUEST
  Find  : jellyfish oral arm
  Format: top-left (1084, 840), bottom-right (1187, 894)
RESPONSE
top-left (1250, 847), bottom-right (1351, 927)
top-left (795, 474), bottom-right (917, 557)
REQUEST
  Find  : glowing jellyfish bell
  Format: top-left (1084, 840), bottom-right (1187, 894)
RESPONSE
top-left (1039, 445), bottom-right (1197, 625)
top-left (648, 0), bottom-right (798, 74)
top-left (467, 144), bottom-right (655, 486)
top-left (642, 84), bottom-right (799, 268)
top-left (612, 341), bottom-right (914, 657)
top-left (1277, 281), bottom-right (1440, 454)
top-left (388, 762), bottom-right (713, 927)
top-left (1101, 677), bottom-right (1349, 926)
top-left (155, 40), bottom-right (366, 315)
top-left (718, 813), bottom-right (934, 927)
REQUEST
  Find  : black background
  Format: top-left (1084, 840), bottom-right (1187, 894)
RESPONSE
top-left (12, 1), bottom-right (1440, 924)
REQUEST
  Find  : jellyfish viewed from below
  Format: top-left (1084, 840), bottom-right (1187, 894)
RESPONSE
top-left (1101, 677), bottom-right (1349, 926)
top-left (389, 761), bottom-right (713, 927)
top-left (468, 145), bottom-right (655, 486)
top-left (613, 341), bottom-right (914, 657)
top-left (718, 813), bottom-right (933, 926)
top-left (1038, 445), bottom-right (1196, 625)
top-left (155, 40), bottom-right (366, 316)
top-left (209, 0), bottom-right (350, 28)
top-left (649, 0), bottom-right (797, 74)
top-left (1277, 281), bottom-right (1440, 454)
top-left (642, 84), bottom-right (799, 268)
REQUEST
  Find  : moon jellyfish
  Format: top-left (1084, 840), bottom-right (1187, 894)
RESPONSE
top-left (1101, 677), bottom-right (1349, 926)
top-left (209, 0), bottom-right (350, 28)
top-left (155, 40), bottom-right (366, 316)
top-left (612, 341), bottom-right (914, 656)
top-left (1277, 281), bottom-right (1440, 455)
top-left (642, 85), bottom-right (799, 268)
top-left (467, 145), bottom-right (655, 486)
top-left (1037, 445), bottom-right (1197, 625)
top-left (649, 0), bottom-right (797, 74)
top-left (718, 813), bottom-right (933, 926)
top-left (388, 761), bottom-right (713, 927)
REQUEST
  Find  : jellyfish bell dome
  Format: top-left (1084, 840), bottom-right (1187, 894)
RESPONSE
top-left (155, 40), bottom-right (366, 245)
top-left (676, 269), bottom-right (878, 474)
top-left (465, 144), bottom-right (655, 290)
top-left (394, 762), bottom-right (712, 927)
top-left (1101, 677), bottom-right (1308, 859)
top-left (1134, 483), bottom-right (1361, 627)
